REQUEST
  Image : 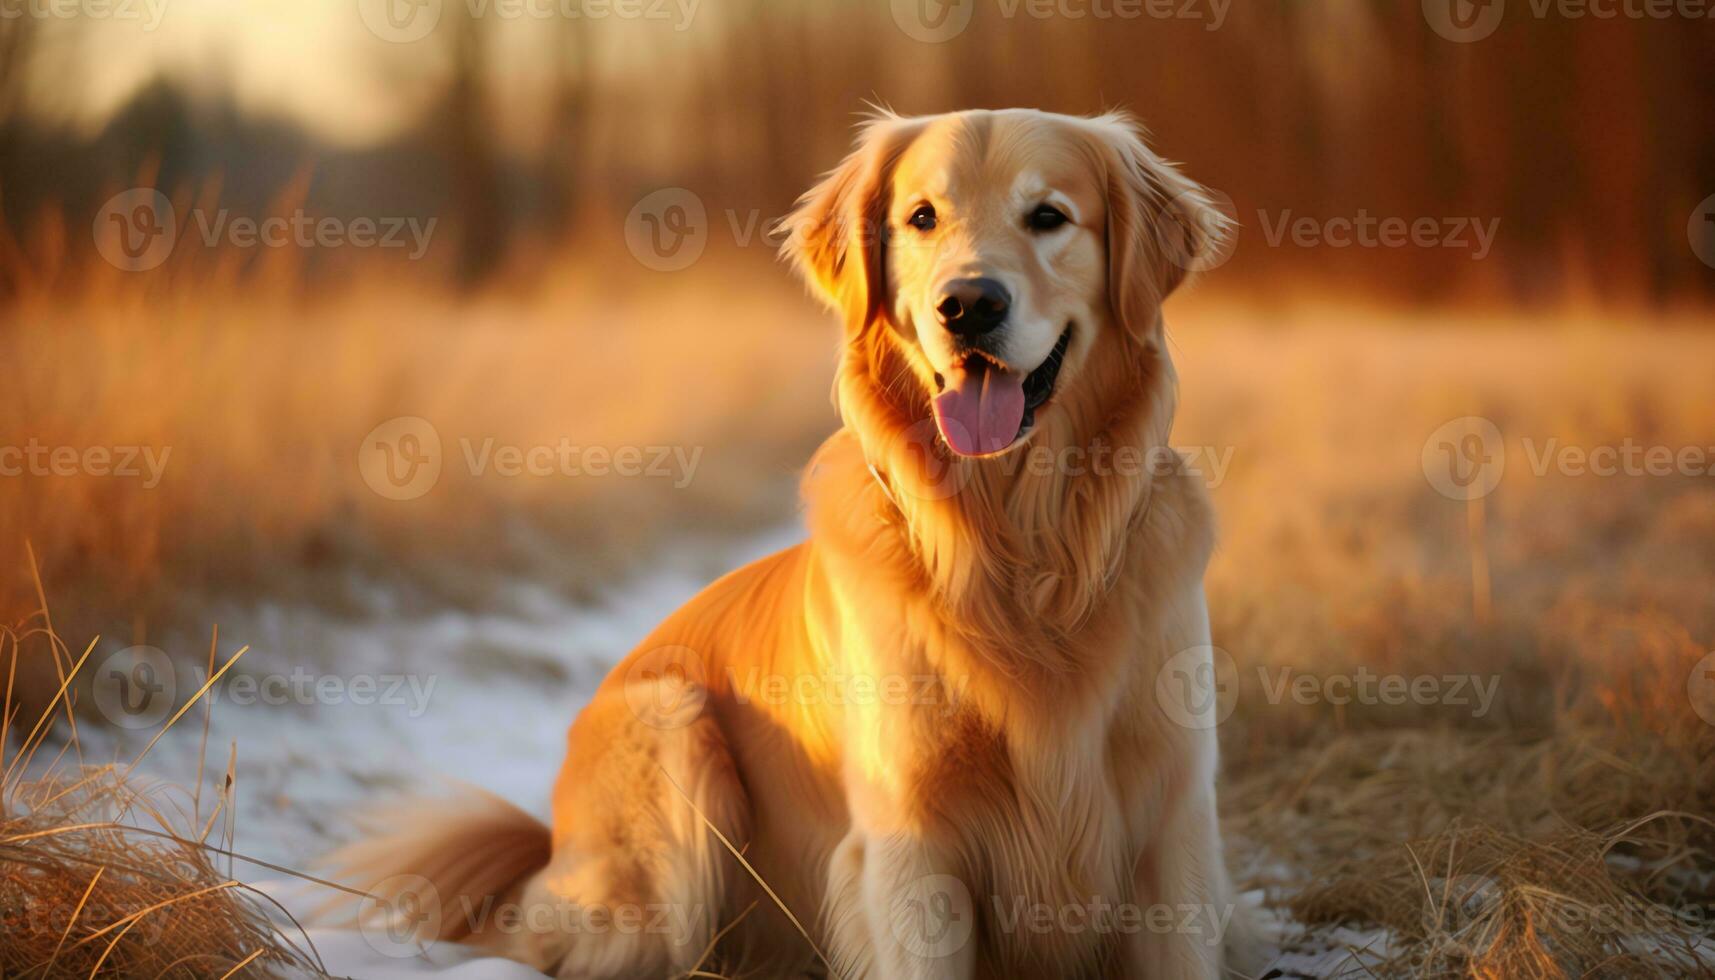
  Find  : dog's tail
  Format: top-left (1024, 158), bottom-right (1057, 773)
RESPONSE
top-left (319, 783), bottom-right (552, 949)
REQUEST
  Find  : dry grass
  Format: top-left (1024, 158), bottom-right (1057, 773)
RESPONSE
top-left (0, 620), bottom-right (336, 978)
top-left (1, 766), bottom-right (326, 978)
top-left (1170, 304), bottom-right (1715, 976)
top-left (1, 246), bottom-right (835, 708)
top-left (1290, 819), bottom-right (1712, 978)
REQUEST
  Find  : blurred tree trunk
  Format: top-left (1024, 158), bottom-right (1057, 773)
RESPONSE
top-left (446, 6), bottom-right (505, 287)
top-left (0, 17), bottom-right (30, 115)
top-left (1499, 17), bottom-right (1580, 304)
top-left (0, 16), bottom-right (34, 303)
top-left (754, 0), bottom-right (813, 205)
top-left (546, 20), bottom-right (593, 234)
top-left (1640, 21), bottom-right (1713, 302)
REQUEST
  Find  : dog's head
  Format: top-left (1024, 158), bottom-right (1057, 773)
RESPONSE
top-left (784, 109), bottom-right (1229, 461)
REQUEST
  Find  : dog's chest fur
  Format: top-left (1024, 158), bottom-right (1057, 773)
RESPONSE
top-left (954, 718), bottom-right (1137, 973)
top-left (862, 614), bottom-right (1153, 973)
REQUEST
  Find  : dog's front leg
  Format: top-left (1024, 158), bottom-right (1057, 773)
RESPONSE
top-left (824, 830), bottom-right (976, 980)
top-left (1127, 782), bottom-right (1230, 980)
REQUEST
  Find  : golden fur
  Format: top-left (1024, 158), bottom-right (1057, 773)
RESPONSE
top-left (329, 108), bottom-right (1258, 979)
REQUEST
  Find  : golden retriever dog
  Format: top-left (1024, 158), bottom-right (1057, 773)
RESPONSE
top-left (331, 108), bottom-right (1258, 979)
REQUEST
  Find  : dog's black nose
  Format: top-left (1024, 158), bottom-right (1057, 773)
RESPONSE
top-left (935, 278), bottom-right (1010, 336)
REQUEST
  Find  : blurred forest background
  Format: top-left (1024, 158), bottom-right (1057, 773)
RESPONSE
top-left (2, 1), bottom-right (1713, 302)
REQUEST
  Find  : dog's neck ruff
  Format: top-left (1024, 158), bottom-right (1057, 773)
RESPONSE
top-left (816, 322), bottom-right (1183, 677)
top-left (858, 428), bottom-right (1164, 665)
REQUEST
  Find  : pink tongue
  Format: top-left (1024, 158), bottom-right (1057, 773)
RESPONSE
top-left (931, 362), bottom-right (1026, 456)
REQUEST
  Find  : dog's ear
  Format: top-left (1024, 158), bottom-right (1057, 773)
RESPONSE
top-left (1091, 114), bottom-right (1231, 343)
top-left (780, 115), bottom-right (917, 330)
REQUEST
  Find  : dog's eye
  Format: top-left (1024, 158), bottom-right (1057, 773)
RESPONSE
top-left (907, 204), bottom-right (937, 232)
top-left (1026, 204), bottom-right (1069, 232)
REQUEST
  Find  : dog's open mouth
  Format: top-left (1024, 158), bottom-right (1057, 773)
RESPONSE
top-left (932, 326), bottom-right (1071, 457)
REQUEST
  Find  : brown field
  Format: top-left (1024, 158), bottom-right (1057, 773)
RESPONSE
top-left (1173, 308), bottom-right (1715, 975)
top-left (1, 249), bottom-right (833, 635)
top-left (3, 254), bottom-right (1713, 975)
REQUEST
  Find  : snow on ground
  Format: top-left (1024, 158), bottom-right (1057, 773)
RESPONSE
top-left (64, 524), bottom-right (805, 977)
top-left (103, 523), bottom-right (804, 864)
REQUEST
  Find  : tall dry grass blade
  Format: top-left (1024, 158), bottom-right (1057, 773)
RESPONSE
top-left (1403, 842), bottom-right (1435, 930)
top-left (1, 820), bottom-right (369, 897)
top-left (659, 764), bottom-right (843, 980)
top-left (24, 539), bottom-right (80, 755)
top-left (86, 917), bottom-right (139, 978)
top-left (1467, 488), bottom-right (1492, 626)
top-left (2, 631), bottom-right (14, 770)
top-left (194, 625), bottom-right (218, 821)
top-left (198, 793), bottom-right (226, 844)
top-left (126, 644), bottom-right (248, 773)
top-left (1600, 810), bottom-right (1715, 857)
top-left (44, 865), bottom-right (104, 975)
top-left (214, 948), bottom-right (264, 979)
top-left (1333, 936), bottom-right (1384, 979)
top-left (678, 898), bottom-right (757, 980)
top-left (2, 636), bottom-right (96, 796)
top-left (222, 740), bottom-right (237, 874)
